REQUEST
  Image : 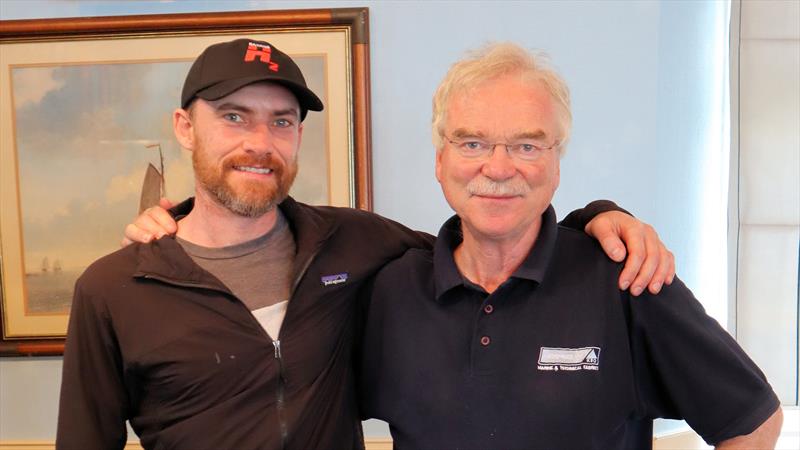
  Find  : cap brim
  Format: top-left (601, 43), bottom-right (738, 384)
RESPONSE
top-left (193, 76), bottom-right (324, 117)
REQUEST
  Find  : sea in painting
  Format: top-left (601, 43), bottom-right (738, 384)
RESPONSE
top-left (24, 268), bottom-right (82, 314)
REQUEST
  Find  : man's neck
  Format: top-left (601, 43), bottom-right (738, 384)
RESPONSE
top-left (453, 220), bottom-right (541, 294)
top-left (176, 192), bottom-right (279, 248)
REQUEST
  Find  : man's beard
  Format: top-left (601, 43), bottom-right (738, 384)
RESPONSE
top-left (193, 146), bottom-right (298, 218)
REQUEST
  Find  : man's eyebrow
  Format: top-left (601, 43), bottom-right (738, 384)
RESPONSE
top-left (211, 103), bottom-right (299, 119)
top-left (213, 102), bottom-right (253, 114)
top-left (513, 130), bottom-right (548, 140)
top-left (272, 107), bottom-right (299, 118)
top-left (450, 128), bottom-right (486, 139)
top-left (450, 128), bottom-right (550, 140)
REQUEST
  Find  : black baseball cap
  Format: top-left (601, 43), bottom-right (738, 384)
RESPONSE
top-left (181, 39), bottom-right (324, 120)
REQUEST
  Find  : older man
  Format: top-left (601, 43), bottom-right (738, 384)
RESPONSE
top-left (359, 43), bottom-right (783, 449)
top-left (87, 39), bottom-right (673, 449)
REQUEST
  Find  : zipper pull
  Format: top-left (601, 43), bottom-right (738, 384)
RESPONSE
top-left (272, 340), bottom-right (282, 359)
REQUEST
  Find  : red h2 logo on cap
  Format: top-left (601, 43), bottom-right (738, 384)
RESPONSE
top-left (244, 43), bottom-right (279, 72)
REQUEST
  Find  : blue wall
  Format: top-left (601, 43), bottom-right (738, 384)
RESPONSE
top-left (0, 0), bottom-right (728, 441)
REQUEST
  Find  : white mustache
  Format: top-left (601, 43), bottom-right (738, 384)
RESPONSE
top-left (466, 176), bottom-right (529, 196)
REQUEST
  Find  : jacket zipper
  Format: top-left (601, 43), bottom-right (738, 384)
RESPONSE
top-left (273, 339), bottom-right (288, 450)
top-left (261, 242), bottom-right (325, 449)
top-left (142, 272), bottom-right (291, 447)
top-left (141, 225), bottom-right (331, 448)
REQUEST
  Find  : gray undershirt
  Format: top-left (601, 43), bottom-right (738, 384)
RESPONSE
top-left (175, 210), bottom-right (296, 339)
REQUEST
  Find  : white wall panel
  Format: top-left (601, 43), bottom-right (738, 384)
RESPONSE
top-left (741, 0), bottom-right (800, 40)
top-left (739, 40), bottom-right (800, 225)
top-left (737, 225), bottom-right (799, 403)
top-left (734, 0), bottom-right (800, 406)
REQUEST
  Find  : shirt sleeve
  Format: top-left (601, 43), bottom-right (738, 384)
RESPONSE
top-left (168, 197), bottom-right (195, 220)
top-left (559, 200), bottom-right (632, 231)
top-left (56, 277), bottom-right (129, 450)
top-left (626, 278), bottom-right (780, 445)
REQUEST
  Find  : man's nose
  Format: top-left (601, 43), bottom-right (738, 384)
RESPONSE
top-left (481, 144), bottom-right (516, 180)
top-left (243, 123), bottom-right (274, 153)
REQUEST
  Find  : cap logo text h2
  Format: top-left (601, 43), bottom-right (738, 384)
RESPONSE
top-left (244, 42), bottom-right (279, 72)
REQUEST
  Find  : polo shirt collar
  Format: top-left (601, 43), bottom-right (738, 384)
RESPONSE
top-left (433, 204), bottom-right (559, 301)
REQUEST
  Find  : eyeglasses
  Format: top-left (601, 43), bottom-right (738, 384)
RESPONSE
top-left (445, 136), bottom-right (559, 161)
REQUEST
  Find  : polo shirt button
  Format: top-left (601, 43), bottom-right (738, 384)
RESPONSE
top-left (480, 336), bottom-right (491, 346)
top-left (483, 304), bottom-right (494, 314)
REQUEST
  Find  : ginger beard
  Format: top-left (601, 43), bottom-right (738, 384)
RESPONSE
top-left (192, 143), bottom-right (298, 218)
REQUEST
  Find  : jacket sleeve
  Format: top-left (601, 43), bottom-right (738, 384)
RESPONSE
top-left (350, 208), bottom-right (435, 256)
top-left (168, 196), bottom-right (195, 220)
top-left (559, 200), bottom-right (632, 231)
top-left (56, 277), bottom-right (129, 450)
top-left (381, 216), bottom-right (435, 252)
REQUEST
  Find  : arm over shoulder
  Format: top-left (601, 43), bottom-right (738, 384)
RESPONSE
top-left (560, 199), bottom-right (630, 230)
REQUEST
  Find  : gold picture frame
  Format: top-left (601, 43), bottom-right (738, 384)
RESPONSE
top-left (0, 8), bottom-right (373, 356)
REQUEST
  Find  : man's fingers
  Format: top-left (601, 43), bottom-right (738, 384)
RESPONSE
top-left (628, 225), bottom-right (659, 296)
top-left (122, 223), bottom-right (153, 247)
top-left (599, 231), bottom-right (626, 262)
top-left (618, 241), bottom-right (644, 292)
top-left (598, 235), bottom-right (627, 263)
top-left (148, 206), bottom-right (178, 235)
top-left (158, 197), bottom-right (176, 210)
top-left (586, 210), bottom-right (677, 295)
top-left (585, 212), bottom-right (627, 262)
top-left (648, 246), bottom-right (675, 294)
top-left (667, 260), bottom-right (676, 284)
top-left (615, 221), bottom-right (646, 291)
top-left (120, 203), bottom-right (179, 246)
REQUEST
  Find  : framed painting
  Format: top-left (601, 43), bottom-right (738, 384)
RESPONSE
top-left (0, 8), bottom-right (373, 355)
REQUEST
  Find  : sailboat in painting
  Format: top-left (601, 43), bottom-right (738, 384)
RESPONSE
top-left (140, 163), bottom-right (163, 213)
top-left (139, 143), bottom-right (166, 213)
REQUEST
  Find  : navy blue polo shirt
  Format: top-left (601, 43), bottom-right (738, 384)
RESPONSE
top-left (359, 206), bottom-right (779, 450)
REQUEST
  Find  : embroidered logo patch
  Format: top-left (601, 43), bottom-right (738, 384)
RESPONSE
top-left (321, 273), bottom-right (348, 286)
top-left (537, 346), bottom-right (600, 372)
top-left (244, 42), bottom-right (279, 72)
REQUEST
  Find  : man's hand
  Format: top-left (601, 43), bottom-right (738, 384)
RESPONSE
top-left (120, 198), bottom-right (178, 247)
top-left (585, 211), bottom-right (675, 296)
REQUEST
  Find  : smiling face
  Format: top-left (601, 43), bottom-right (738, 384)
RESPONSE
top-left (174, 82), bottom-right (303, 217)
top-left (435, 74), bottom-right (562, 242)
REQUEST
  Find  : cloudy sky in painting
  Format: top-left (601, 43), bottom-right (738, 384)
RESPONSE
top-left (13, 56), bottom-right (328, 272)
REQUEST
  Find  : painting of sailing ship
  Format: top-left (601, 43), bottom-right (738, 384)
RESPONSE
top-left (140, 142), bottom-right (166, 213)
top-left (24, 257), bottom-right (74, 313)
top-left (12, 55), bottom-right (328, 315)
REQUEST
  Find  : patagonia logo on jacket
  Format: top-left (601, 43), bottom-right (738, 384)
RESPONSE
top-left (321, 273), bottom-right (348, 286)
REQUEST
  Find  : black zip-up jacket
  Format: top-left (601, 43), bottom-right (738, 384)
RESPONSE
top-left (56, 197), bottom-right (615, 450)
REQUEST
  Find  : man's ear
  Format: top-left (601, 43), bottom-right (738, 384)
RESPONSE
top-left (173, 108), bottom-right (195, 151)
